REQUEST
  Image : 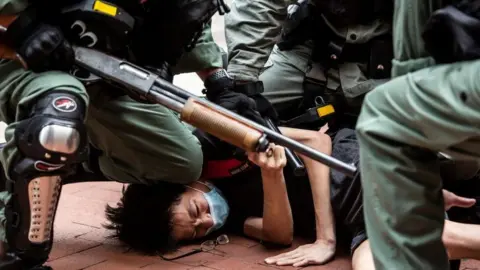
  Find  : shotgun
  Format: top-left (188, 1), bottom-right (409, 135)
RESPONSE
top-left (0, 22), bottom-right (357, 177)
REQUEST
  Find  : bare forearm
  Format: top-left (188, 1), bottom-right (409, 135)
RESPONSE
top-left (444, 220), bottom-right (480, 260)
top-left (305, 158), bottom-right (335, 242)
top-left (261, 169), bottom-right (293, 245)
top-left (279, 127), bottom-right (335, 243)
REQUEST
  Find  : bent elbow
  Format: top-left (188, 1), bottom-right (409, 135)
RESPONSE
top-left (279, 234), bottom-right (294, 246)
top-left (305, 131), bottom-right (332, 154)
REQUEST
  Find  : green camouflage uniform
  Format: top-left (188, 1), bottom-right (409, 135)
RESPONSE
top-left (356, 0), bottom-right (480, 269)
top-left (225, 0), bottom-right (391, 115)
top-left (0, 0), bottom-right (224, 242)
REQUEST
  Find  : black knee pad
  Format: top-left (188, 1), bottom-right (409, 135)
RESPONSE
top-left (3, 91), bottom-right (89, 267)
top-left (14, 91), bottom-right (89, 166)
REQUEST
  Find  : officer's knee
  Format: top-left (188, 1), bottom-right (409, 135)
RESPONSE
top-left (3, 91), bottom-right (89, 266)
top-left (164, 141), bottom-right (203, 185)
top-left (179, 142), bottom-right (203, 183)
top-left (15, 91), bottom-right (89, 169)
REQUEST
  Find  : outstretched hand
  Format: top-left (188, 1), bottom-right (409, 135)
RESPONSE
top-left (264, 240), bottom-right (335, 267)
top-left (443, 189), bottom-right (476, 211)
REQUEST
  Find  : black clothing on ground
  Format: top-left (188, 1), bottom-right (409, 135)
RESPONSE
top-left (197, 128), bottom-right (366, 253)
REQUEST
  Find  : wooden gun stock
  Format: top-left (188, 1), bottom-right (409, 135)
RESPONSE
top-left (181, 98), bottom-right (264, 152)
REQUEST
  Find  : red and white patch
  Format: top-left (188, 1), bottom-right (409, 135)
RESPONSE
top-left (34, 161), bottom-right (64, 172)
top-left (53, 97), bottom-right (77, 112)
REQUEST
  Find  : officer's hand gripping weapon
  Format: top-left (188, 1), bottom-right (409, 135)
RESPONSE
top-left (71, 46), bottom-right (357, 177)
top-left (0, 18), bottom-right (357, 177)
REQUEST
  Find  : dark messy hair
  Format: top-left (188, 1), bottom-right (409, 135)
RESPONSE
top-left (104, 182), bottom-right (187, 254)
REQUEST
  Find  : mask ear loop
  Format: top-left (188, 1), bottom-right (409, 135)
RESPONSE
top-left (185, 181), bottom-right (213, 193)
top-left (195, 180), bottom-right (213, 190)
top-left (185, 185), bottom-right (205, 194)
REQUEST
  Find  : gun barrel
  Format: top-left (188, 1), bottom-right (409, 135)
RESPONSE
top-left (152, 76), bottom-right (357, 177)
top-left (265, 118), bottom-right (306, 176)
top-left (72, 46), bottom-right (357, 177)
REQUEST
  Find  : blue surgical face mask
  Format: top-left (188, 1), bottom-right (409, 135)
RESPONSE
top-left (186, 181), bottom-right (230, 235)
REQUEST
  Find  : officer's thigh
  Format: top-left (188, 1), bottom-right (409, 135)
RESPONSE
top-left (0, 60), bottom-right (88, 246)
top-left (86, 86), bottom-right (203, 186)
top-left (259, 43), bottom-right (313, 113)
top-left (0, 60), bottom-right (88, 176)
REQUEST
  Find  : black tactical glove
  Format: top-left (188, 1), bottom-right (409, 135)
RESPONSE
top-left (211, 90), bottom-right (267, 126)
top-left (234, 81), bottom-right (279, 123)
top-left (204, 69), bottom-right (267, 126)
top-left (6, 11), bottom-right (74, 73)
top-left (204, 70), bottom-right (269, 159)
top-left (423, 1), bottom-right (480, 64)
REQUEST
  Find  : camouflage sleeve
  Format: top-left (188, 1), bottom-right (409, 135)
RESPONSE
top-left (0, 0), bottom-right (28, 14)
top-left (225, 0), bottom-right (290, 82)
top-left (172, 21), bottom-right (225, 75)
top-left (391, 0), bottom-right (445, 77)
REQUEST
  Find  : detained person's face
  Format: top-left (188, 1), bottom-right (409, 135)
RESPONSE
top-left (170, 181), bottom-right (215, 241)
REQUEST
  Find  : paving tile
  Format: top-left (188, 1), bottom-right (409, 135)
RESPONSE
top-left (52, 221), bottom-right (96, 241)
top-left (82, 252), bottom-right (158, 269)
top-left (82, 260), bottom-right (142, 270)
top-left (56, 208), bottom-right (107, 228)
top-left (48, 238), bottom-right (101, 261)
top-left (227, 234), bottom-right (260, 248)
top-left (140, 260), bottom-right (195, 269)
top-left (208, 258), bottom-right (275, 270)
top-left (78, 227), bottom-right (121, 245)
top-left (166, 249), bottom-right (226, 267)
top-left (46, 245), bottom-right (110, 270)
top-left (70, 187), bottom-right (123, 203)
top-left (303, 257), bottom-right (352, 270)
top-left (61, 183), bottom-right (100, 194)
top-left (56, 193), bottom-right (111, 219)
top-left (95, 181), bottom-right (125, 192)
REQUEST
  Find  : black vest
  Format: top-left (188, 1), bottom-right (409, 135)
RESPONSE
top-left (56, 0), bottom-right (226, 66)
top-left (129, 0), bottom-right (227, 66)
top-left (315, 0), bottom-right (393, 26)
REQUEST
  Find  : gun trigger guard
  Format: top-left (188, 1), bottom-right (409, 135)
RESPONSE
top-left (70, 66), bottom-right (102, 85)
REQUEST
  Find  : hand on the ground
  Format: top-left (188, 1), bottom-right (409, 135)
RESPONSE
top-left (264, 240), bottom-right (335, 267)
top-left (443, 189), bottom-right (476, 211)
top-left (247, 144), bottom-right (286, 172)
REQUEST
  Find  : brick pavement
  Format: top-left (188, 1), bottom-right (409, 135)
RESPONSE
top-left (43, 182), bottom-right (480, 270)
top-left (4, 2), bottom-right (480, 269)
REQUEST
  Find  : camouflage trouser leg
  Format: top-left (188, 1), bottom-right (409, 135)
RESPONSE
top-left (356, 58), bottom-right (480, 269)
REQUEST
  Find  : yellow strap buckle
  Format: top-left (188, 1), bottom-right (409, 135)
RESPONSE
top-left (316, 104), bottom-right (335, 117)
top-left (93, 0), bottom-right (118, 16)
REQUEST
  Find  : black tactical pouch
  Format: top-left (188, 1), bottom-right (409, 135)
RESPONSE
top-left (277, 0), bottom-right (315, 51)
top-left (368, 37), bottom-right (393, 79)
top-left (132, 0), bottom-right (230, 66)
